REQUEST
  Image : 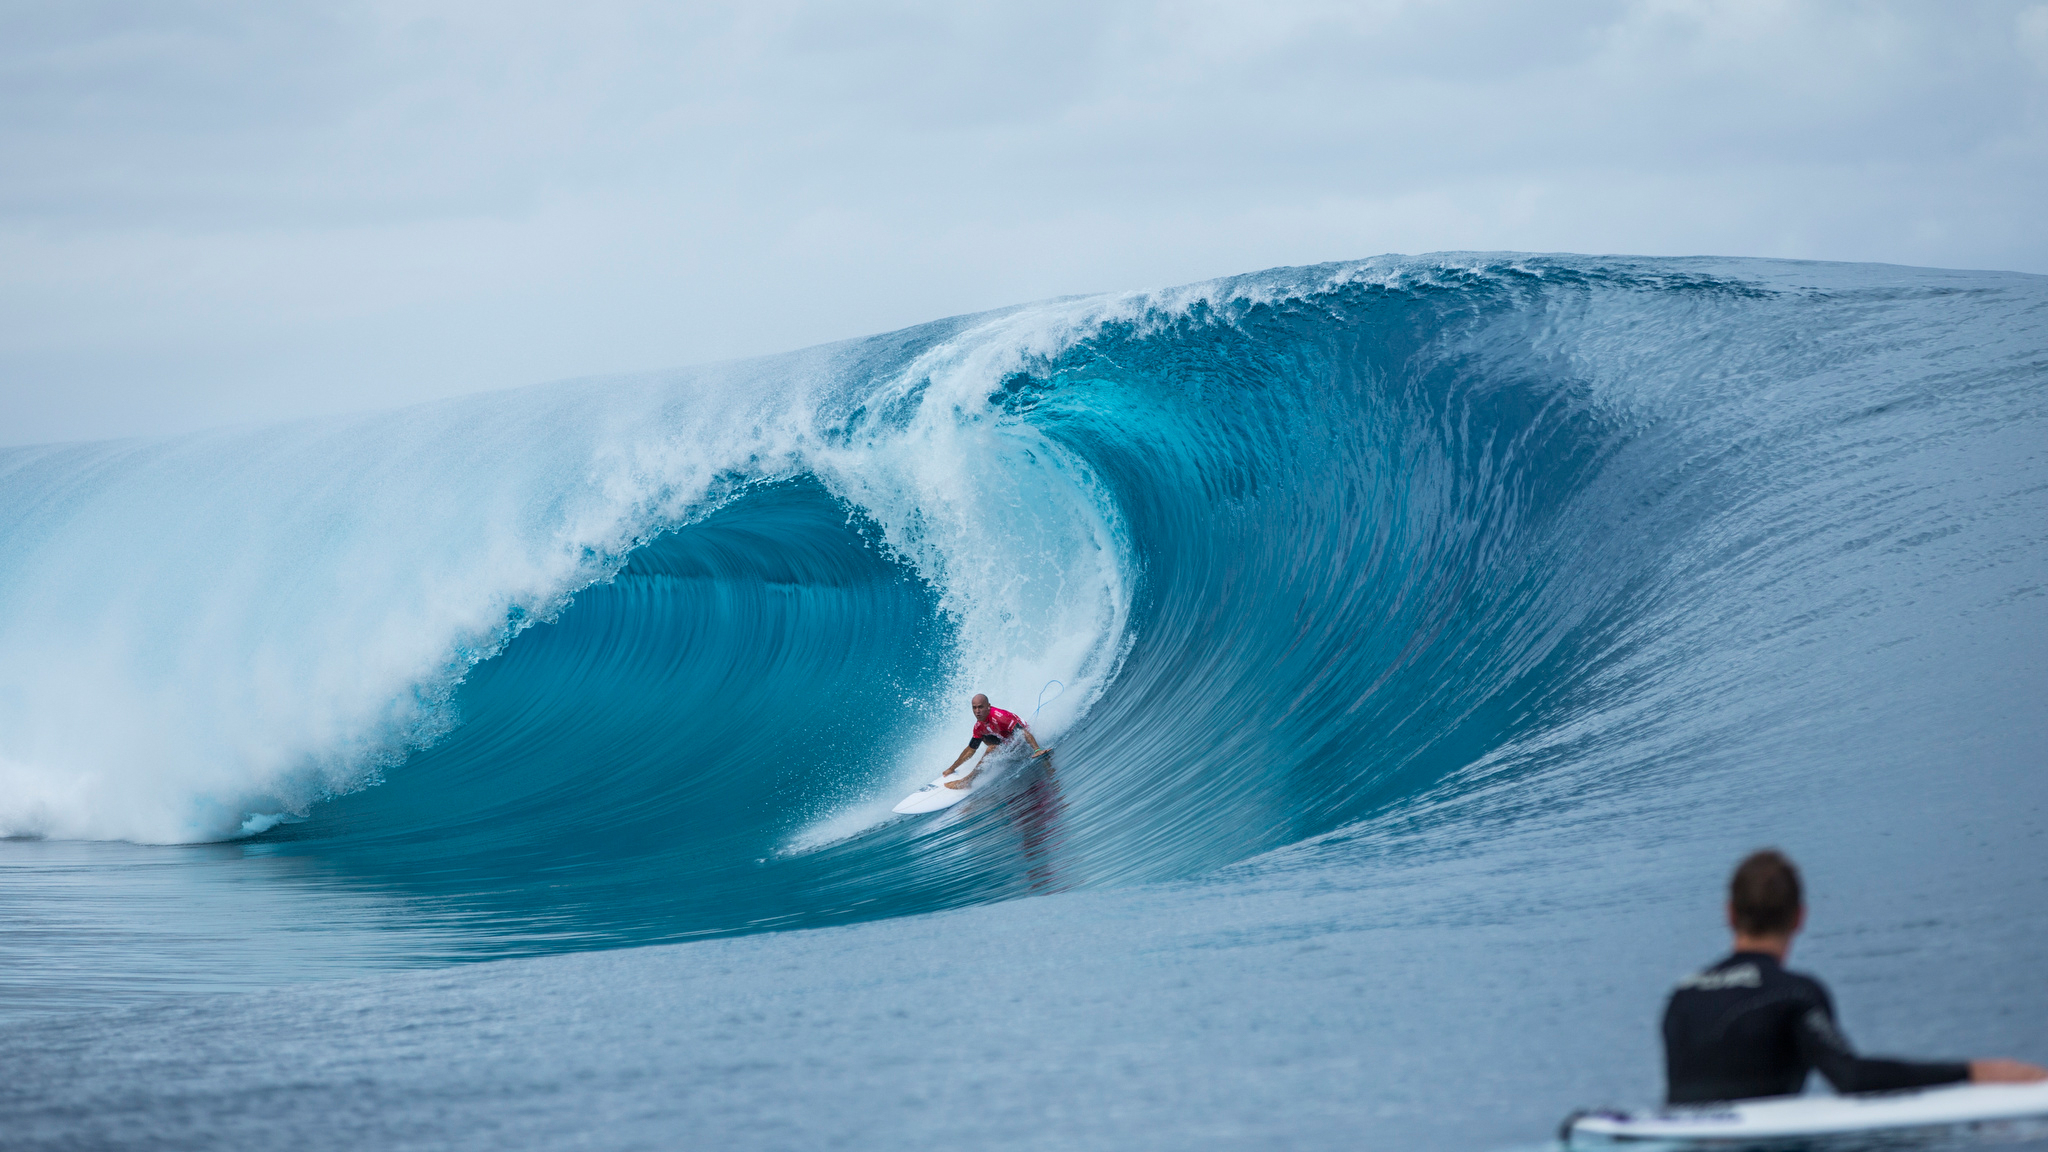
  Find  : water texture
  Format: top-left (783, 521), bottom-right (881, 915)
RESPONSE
top-left (1, 255), bottom-right (2044, 1148)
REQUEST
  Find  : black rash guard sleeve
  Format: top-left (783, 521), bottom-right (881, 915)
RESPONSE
top-left (1795, 1005), bottom-right (1969, 1094)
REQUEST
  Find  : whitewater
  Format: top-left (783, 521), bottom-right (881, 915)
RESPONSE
top-left (2, 254), bottom-right (2044, 1150)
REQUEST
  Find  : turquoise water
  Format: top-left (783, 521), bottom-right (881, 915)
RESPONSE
top-left (2, 255), bottom-right (2044, 1148)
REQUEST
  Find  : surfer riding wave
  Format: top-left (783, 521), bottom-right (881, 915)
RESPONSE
top-left (941, 694), bottom-right (1047, 790)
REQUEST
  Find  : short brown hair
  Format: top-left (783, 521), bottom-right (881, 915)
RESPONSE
top-left (1730, 849), bottom-right (1802, 936)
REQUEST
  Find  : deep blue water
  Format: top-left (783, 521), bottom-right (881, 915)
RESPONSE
top-left (2, 254), bottom-right (2045, 1149)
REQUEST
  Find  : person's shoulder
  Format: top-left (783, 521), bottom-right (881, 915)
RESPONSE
top-left (1775, 963), bottom-right (1832, 1004)
top-left (1672, 954), bottom-right (1766, 993)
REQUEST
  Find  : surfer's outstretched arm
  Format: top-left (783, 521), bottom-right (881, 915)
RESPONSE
top-left (941, 744), bottom-right (976, 776)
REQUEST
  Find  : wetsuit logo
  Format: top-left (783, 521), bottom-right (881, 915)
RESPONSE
top-left (1675, 963), bottom-right (1762, 991)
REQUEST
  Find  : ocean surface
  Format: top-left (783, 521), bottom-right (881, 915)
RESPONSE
top-left (1, 254), bottom-right (2044, 1150)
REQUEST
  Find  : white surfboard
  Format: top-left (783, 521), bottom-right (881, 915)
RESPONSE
top-left (1564, 1081), bottom-right (2048, 1146)
top-left (892, 770), bottom-right (978, 814)
top-left (891, 749), bottom-right (1052, 815)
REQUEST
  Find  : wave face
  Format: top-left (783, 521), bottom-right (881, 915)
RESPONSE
top-left (3, 255), bottom-right (2044, 958)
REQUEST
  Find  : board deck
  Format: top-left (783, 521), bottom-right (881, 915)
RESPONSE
top-left (1564, 1081), bottom-right (2048, 1145)
top-left (891, 771), bottom-right (976, 814)
top-left (891, 749), bottom-right (1052, 815)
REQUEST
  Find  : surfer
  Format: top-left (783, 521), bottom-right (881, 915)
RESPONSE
top-left (1662, 850), bottom-right (2046, 1103)
top-left (940, 694), bottom-right (1045, 789)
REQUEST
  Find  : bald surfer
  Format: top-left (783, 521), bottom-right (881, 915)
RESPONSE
top-left (941, 693), bottom-right (1046, 790)
top-left (1662, 849), bottom-right (2045, 1103)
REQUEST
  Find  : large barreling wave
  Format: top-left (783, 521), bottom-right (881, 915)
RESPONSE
top-left (3, 254), bottom-right (2043, 957)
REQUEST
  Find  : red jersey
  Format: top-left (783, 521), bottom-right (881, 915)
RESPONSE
top-left (970, 706), bottom-right (1024, 745)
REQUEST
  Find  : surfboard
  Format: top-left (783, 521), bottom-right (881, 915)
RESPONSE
top-left (1563, 1081), bottom-right (2048, 1146)
top-left (891, 748), bottom-right (1053, 815)
top-left (892, 770), bottom-right (976, 814)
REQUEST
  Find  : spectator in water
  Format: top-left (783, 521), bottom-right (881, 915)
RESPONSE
top-left (1661, 849), bottom-right (2046, 1104)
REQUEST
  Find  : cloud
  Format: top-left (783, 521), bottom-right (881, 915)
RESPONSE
top-left (2020, 4), bottom-right (2048, 71)
top-left (2, 0), bottom-right (2045, 444)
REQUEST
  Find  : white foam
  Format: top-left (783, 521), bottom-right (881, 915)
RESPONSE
top-left (781, 303), bottom-right (1144, 847)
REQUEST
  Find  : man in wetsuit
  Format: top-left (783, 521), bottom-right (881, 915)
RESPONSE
top-left (940, 693), bottom-right (1045, 790)
top-left (1662, 849), bottom-right (2045, 1104)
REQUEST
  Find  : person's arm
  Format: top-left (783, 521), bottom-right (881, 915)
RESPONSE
top-left (1970, 1059), bottom-right (2048, 1083)
top-left (1020, 721), bottom-right (1043, 752)
top-left (1796, 1006), bottom-right (1969, 1094)
top-left (941, 744), bottom-right (976, 775)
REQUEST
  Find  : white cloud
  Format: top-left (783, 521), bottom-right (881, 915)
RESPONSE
top-left (2020, 5), bottom-right (2048, 71)
top-left (2, 0), bottom-right (2045, 444)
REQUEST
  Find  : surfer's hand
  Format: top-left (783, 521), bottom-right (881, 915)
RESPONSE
top-left (1971, 1059), bottom-right (2048, 1083)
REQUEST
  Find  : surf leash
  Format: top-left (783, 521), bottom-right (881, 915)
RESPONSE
top-left (1033, 679), bottom-right (1065, 720)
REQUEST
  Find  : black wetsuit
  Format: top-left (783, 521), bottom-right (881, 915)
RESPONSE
top-left (1661, 951), bottom-right (1968, 1104)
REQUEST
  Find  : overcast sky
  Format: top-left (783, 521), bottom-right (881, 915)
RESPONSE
top-left (3, 0), bottom-right (2046, 445)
